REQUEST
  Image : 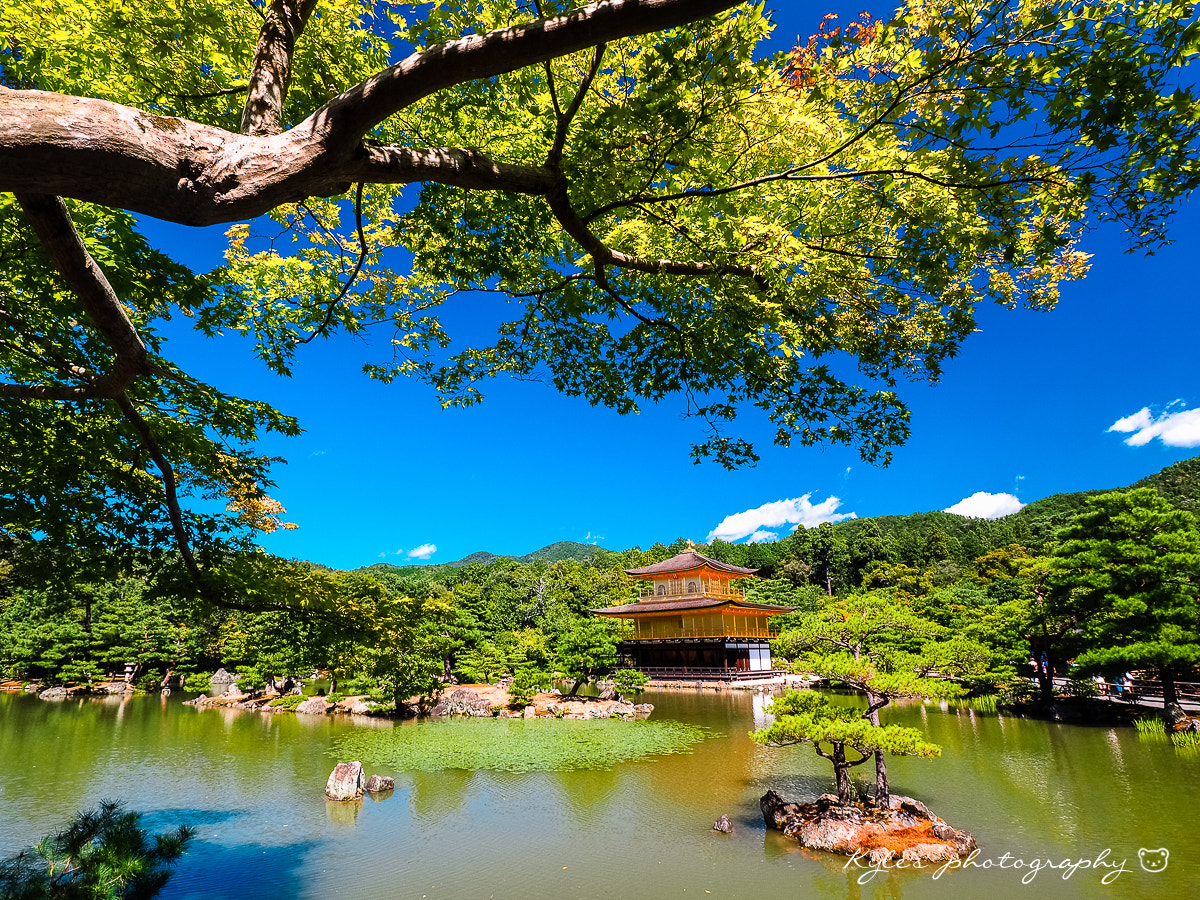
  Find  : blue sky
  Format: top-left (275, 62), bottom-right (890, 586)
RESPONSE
top-left (142, 2), bottom-right (1200, 569)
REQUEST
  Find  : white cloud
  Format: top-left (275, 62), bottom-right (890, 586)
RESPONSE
top-left (944, 491), bottom-right (1024, 519)
top-left (584, 531), bottom-right (605, 545)
top-left (707, 494), bottom-right (855, 543)
top-left (1109, 404), bottom-right (1200, 448)
top-left (745, 530), bottom-right (779, 544)
top-left (406, 543), bottom-right (437, 560)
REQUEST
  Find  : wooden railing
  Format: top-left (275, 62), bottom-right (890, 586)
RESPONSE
top-left (627, 618), bottom-right (781, 641)
top-left (635, 666), bottom-right (784, 681)
top-left (637, 579), bottom-right (746, 600)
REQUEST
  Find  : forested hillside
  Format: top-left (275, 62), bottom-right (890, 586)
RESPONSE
top-left (1, 455), bottom-right (1196, 705)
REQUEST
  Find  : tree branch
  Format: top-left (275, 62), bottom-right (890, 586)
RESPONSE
top-left (0, 0), bottom-right (742, 224)
top-left (315, 0), bottom-right (743, 154)
top-left (547, 179), bottom-right (758, 278)
top-left (240, 0), bottom-right (319, 136)
top-left (547, 43), bottom-right (606, 169)
top-left (113, 395), bottom-right (213, 601)
top-left (1, 194), bottom-right (151, 400)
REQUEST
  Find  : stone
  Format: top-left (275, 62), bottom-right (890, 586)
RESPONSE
top-left (349, 700), bottom-right (373, 715)
top-left (607, 701), bottom-right (635, 718)
top-left (364, 774), bottom-right (395, 793)
top-left (295, 697), bottom-right (332, 715)
top-left (586, 706), bottom-right (609, 719)
top-left (429, 688), bottom-right (494, 718)
top-left (523, 705), bottom-right (536, 718)
top-left (1165, 703), bottom-right (1190, 731)
top-left (598, 686), bottom-right (617, 701)
top-left (632, 703), bottom-right (654, 717)
top-left (38, 686), bottom-right (69, 700)
top-left (210, 668), bottom-right (235, 684)
top-left (760, 790), bottom-right (804, 830)
top-left (762, 791), bottom-right (976, 862)
top-left (713, 814), bottom-right (733, 834)
top-left (325, 762), bottom-right (365, 801)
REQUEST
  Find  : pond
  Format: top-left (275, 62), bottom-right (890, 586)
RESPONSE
top-left (0, 688), bottom-right (1194, 899)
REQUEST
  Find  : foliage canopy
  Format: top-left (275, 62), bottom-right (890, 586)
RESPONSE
top-left (0, 0), bottom-right (1198, 601)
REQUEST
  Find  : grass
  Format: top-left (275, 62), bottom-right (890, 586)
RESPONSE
top-left (330, 717), bottom-right (714, 773)
top-left (969, 695), bottom-right (998, 713)
top-left (1133, 715), bottom-right (1200, 752)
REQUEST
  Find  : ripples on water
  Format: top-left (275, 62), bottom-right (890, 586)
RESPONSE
top-left (1, 689), bottom-right (1197, 899)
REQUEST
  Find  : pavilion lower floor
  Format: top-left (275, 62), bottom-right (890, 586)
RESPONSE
top-left (618, 638), bottom-right (779, 681)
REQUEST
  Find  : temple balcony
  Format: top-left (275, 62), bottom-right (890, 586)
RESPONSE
top-left (636, 579), bottom-right (747, 602)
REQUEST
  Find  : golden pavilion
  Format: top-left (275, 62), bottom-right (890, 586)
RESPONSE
top-left (592, 550), bottom-right (792, 679)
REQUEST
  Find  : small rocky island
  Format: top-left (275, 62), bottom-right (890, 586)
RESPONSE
top-left (184, 678), bottom-right (653, 720)
top-left (429, 685), bottom-right (653, 720)
top-left (761, 790), bottom-right (976, 863)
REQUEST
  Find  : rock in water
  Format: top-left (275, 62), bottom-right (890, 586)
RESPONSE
top-left (713, 815), bottom-right (733, 834)
top-left (326, 762), bottom-right (365, 800)
top-left (210, 668), bottom-right (235, 685)
top-left (761, 791), bottom-right (976, 862)
top-left (364, 775), bottom-right (395, 793)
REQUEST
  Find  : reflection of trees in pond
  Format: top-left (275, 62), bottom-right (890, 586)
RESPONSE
top-left (503, 768), bottom-right (620, 826)
top-left (325, 797), bottom-right (362, 827)
top-left (407, 768), bottom-right (474, 822)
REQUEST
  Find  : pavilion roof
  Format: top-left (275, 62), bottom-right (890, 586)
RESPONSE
top-left (623, 550), bottom-right (758, 578)
top-left (591, 596), bottom-right (793, 616)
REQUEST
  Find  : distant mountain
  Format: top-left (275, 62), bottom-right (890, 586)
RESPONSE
top-left (1133, 455), bottom-right (1200, 513)
top-left (444, 540), bottom-right (603, 568)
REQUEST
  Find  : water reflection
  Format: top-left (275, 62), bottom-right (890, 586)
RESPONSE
top-left (3, 688), bottom-right (1200, 899)
top-left (324, 798), bottom-right (362, 827)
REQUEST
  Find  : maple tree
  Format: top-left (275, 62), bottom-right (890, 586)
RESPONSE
top-left (1, 0), bottom-right (1197, 604)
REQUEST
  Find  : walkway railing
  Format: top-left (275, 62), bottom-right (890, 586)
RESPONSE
top-left (637, 666), bottom-right (785, 681)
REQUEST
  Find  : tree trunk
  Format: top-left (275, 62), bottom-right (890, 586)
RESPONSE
top-left (1037, 667), bottom-right (1053, 703)
top-left (831, 742), bottom-right (855, 805)
top-left (866, 692), bottom-right (890, 808)
top-left (566, 667), bottom-right (589, 698)
top-left (1161, 668), bottom-right (1178, 708)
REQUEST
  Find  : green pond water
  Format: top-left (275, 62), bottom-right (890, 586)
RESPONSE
top-left (0, 688), bottom-right (1194, 899)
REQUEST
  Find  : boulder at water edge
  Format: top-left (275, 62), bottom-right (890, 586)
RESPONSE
top-left (760, 790), bottom-right (976, 863)
top-left (713, 814), bottom-right (733, 834)
top-left (295, 697), bottom-right (332, 715)
top-left (364, 775), bottom-right (395, 793)
top-left (325, 762), bottom-right (365, 801)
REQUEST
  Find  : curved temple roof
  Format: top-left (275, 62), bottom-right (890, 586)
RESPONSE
top-left (623, 550), bottom-right (758, 578)
top-left (592, 596), bottom-right (793, 615)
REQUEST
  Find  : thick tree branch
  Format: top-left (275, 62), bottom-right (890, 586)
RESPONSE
top-left (0, 0), bottom-right (742, 225)
top-left (0, 194), bottom-right (151, 400)
top-left (316, 0), bottom-right (744, 153)
top-left (240, 0), bottom-right (319, 136)
top-left (352, 145), bottom-right (559, 194)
